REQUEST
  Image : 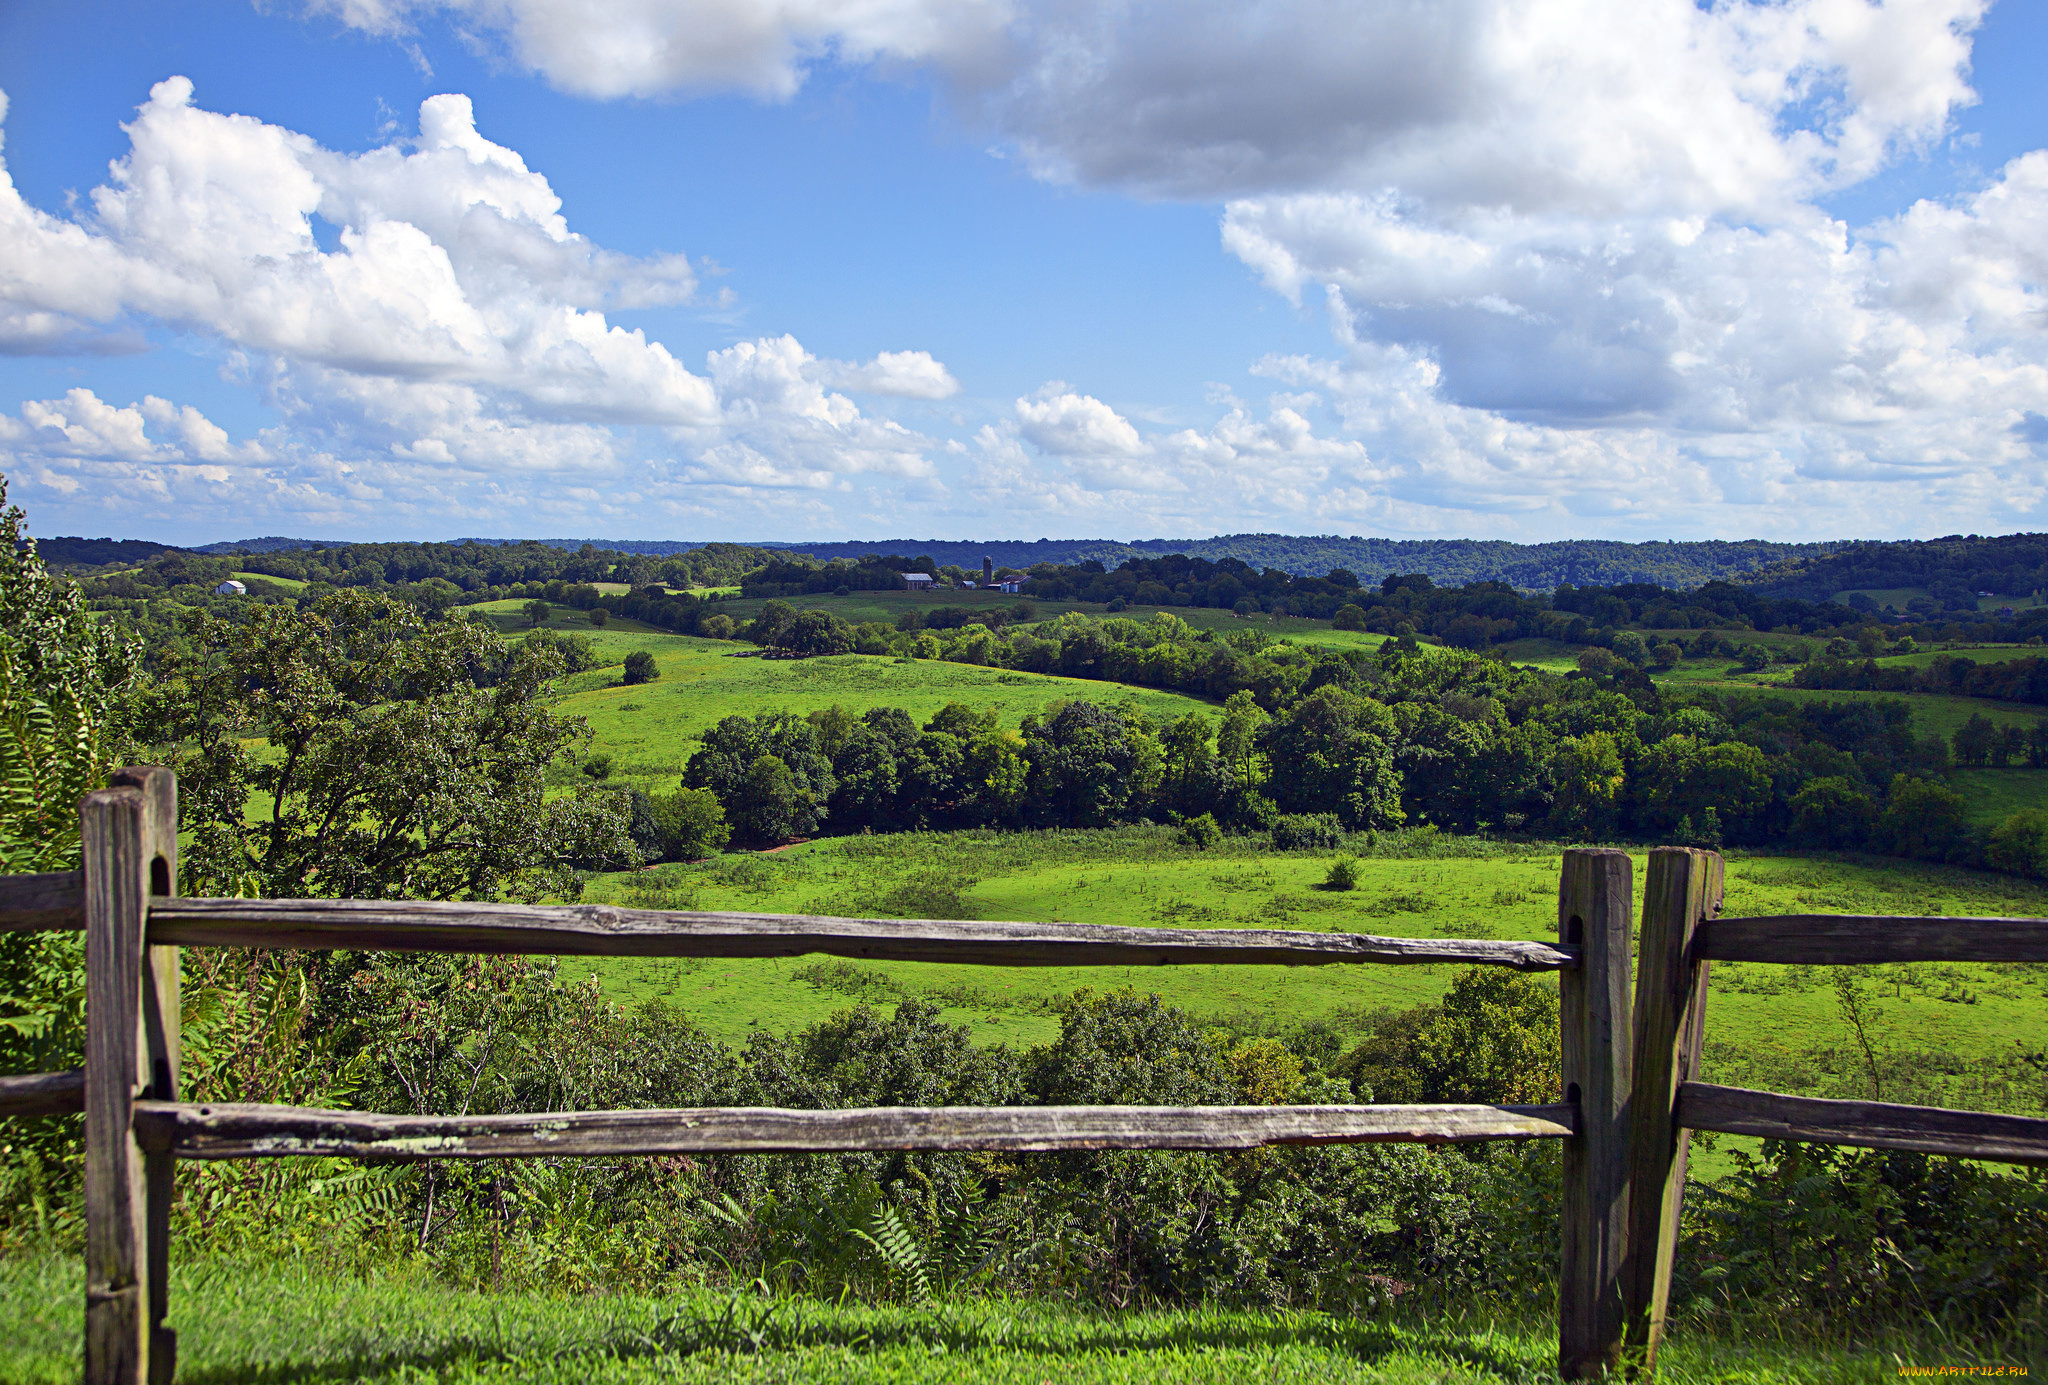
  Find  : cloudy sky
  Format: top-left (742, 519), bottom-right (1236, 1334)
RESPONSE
top-left (0, 0), bottom-right (2043, 545)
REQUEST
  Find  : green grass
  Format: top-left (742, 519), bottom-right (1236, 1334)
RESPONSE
top-left (1950, 768), bottom-right (2048, 825)
top-left (0, 1251), bottom-right (1983, 1383)
top-left (1834, 586), bottom-right (2045, 613)
top-left (568, 834), bottom-right (2048, 1109)
top-left (230, 570), bottom-right (307, 593)
top-left (1642, 664), bottom-right (2048, 744)
top-left (466, 599), bottom-right (666, 636)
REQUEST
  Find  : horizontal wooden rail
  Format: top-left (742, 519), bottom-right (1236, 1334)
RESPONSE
top-left (1676, 1083), bottom-right (2048, 1166)
top-left (133, 1099), bottom-right (1577, 1161)
top-left (0, 1067), bottom-right (85, 1119)
top-left (1698, 914), bottom-right (2048, 964)
top-left (0, 870), bottom-right (84, 933)
top-left (121, 897), bottom-right (1575, 970)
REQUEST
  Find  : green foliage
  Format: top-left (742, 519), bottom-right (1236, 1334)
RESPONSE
top-left (685, 712), bottom-right (833, 845)
top-left (1877, 774), bottom-right (1975, 864)
top-left (1333, 970), bottom-right (1561, 1108)
top-left (1176, 813), bottom-right (1223, 850)
top-left (146, 589), bottom-right (637, 900)
top-left (1271, 814), bottom-right (1342, 851)
top-left (0, 475), bottom-right (142, 1223)
top-left (1787, 776), bottom-right (1876, 848)
top-left (522, 625), bottom-right (600, 674)
top-left (1985, 808), bottom-right (2048, 876)
top-left (1322, 856), bottom-right (1360, 891)
top-left (621, 649), bottom-right (658, 684)
top-left (0, 475), bottom-right (138, 872)
top-left (646, 787), bottom-right (730, 861)
top-left (1262, 687), bottom-right (1403, 830)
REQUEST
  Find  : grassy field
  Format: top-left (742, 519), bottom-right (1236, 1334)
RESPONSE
top-left (0, 1251), bottom-right (1996, 1383)
top-left (565, 832), bottom-right (2048, 1115)
top-left (1835, 586), bottom-right (2045, 613)
top-left (230, 570), bottom-right (307, 592)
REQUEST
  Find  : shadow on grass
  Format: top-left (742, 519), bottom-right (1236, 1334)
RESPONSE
top-left (171, 1292), bottom-right (1554, 1385)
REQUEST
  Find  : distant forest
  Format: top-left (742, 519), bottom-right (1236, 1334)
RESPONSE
top-left (734, 535), bottom-right (1843, 589)
top-left (40, 532), bottom-right (1851, 589)
top-left (1748, 531), bottom-right (2048, 605)
top-left (38, 528), bottom-right (2048, 606)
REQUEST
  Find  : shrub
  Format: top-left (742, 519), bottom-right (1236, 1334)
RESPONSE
top-left (1985, 808), bottom-right (2048, 876)
top-left (1323, 855), bottom-right (1360, 890)
top-left (1223, 788), bottom-right (1279, 832)
top-left (622, 649), bottom-right (658, 684)
top-left (700, 613), bottom-right (736, 640)
top-left (1878, 774), bottom-right (1975, 864)
top-left (587, 606), bottom-right (608, 627)
top-left (1788, 776), bottom-right (1876, 848)
top-left (581, 754), bottom-right (614, 781)
top-left (524, 625), bottom-right (598, 673)
top-left (1576, 647), bottom-right (1618, 675)
top-left (648, 786), bottom-right (729, 860)
top-left (1271, 813), bottom-right (1342, 851)
top-left (1177, 812), bottom-right (1223, 850)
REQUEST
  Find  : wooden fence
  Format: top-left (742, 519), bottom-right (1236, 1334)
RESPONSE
top-left (1, 766), bottom-right (2045, 1383)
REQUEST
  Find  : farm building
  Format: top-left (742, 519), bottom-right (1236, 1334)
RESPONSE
top-left (901, 572), bottom-right (935, 591)
top-left (213, 579), bottom-right (247, 596)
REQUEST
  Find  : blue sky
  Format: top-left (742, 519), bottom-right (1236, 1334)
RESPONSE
top-left (0, 0), bottom-right (2043, 545)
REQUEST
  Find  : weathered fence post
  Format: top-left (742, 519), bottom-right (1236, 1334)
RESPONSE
top-left (1622, 847), bottom-right (1722, 1375)
top-left (1557, 848), bottom-right (1634, 1379)
top-left (83, 766), bottom-right (179, 1385)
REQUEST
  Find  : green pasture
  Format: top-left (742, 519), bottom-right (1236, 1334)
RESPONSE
top-left (1835, 586), bottom-right (2043, 613)
top-left (0, 1251), bottom-right (1949, 1385)
top-left (545, 635), bottom-right (1220, 792)
top-left (229, 570), bottom-right (306, 593)
top-left (1854, 642), bottom-right (2042, 670)
top-left (468, 598), bottom-right (666, 636)
top-left (565, 832), bottom-right (2048, 1124)
top-left (716, 587), bottom-right (1090, 626)
top-left (1950, 768), bottom-right (2048, 824)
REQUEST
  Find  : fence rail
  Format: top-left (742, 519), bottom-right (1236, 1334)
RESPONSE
top-left (1696, 913), bottom-right (2048, 963)
top-left (0, 767), bottom-right (2042, 1382)
top-left (1675, 1083), bottom-right (2048, 1165)
top-left (133, 1099), bottom-right (1578, 1162)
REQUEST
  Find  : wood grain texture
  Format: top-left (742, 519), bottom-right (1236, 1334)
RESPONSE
top-left (144, 897), bottom-right (1576, 970)
top-left (133, 1100), bottom-right (1577, 1161)
top-left (1622, 848), bottom-right (1722, 1372)
top-left (83, 767), bottom-right (179, 1385)
top-left (83, 783), bottom-right (151, 1385)
top-left (109, 766), bottom-right (179, 1385)
top-left (1556, 848), bottom-right (1634, 1381)
top-left (0, 1067), bottom-right (85, 1118)
top-left (1698, 914), bottom-right (2048, 964)
top-left (1676, 1083), bottom-right (2048, 1166)
top-left (0, 869), bottom-right (85, 932)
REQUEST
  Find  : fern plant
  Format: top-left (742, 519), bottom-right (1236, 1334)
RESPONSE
top-left (0, 475), bottom-right (137, 874)
top-left (849, 1203), bottom-right (931, 1304)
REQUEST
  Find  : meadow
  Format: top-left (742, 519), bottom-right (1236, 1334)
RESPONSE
top-left (565, 829), bottom-right (2048, 1125)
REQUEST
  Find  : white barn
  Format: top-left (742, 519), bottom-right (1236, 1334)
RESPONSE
top-left (901, 572), bottom-right (935, 590)
top-left (213, 580), bottom-right (247, 596)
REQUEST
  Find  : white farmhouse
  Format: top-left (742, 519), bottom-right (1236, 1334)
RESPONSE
top-left (213, 580), bottom-right (247, 596)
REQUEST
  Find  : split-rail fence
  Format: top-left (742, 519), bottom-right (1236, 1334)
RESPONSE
top-left (1, 767), bottom-right (2045, 1382)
